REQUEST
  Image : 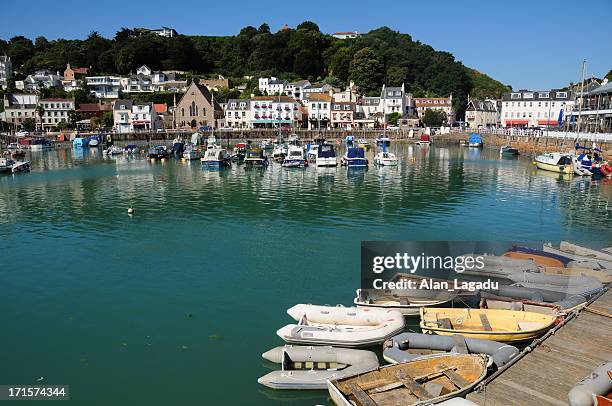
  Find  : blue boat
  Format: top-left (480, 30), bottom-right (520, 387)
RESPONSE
top-left (341, 147), bottom-right (368, 168)
top-left (345, 135), bottom-right (355, 147)
top-left (468, 133), bottom-right (483, 148)
top-left (72, 137), bottom-right (84, 148)
top-left (201, 147), bottom-right (231, 169)
top-left (88, 135), bottom-right (101, 148)
top-left (171, 138), bottom-right (185, 156)
top-left (574, 143), bottom-right (604, 176)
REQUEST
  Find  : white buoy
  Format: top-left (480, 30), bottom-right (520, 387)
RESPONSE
top-left (128, 207), bottom-right (134, 214)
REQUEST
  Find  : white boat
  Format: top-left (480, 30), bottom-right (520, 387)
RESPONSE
top-left (182, 145), bottom-right (201, 160)
top-left (535, 152), bottom-right (574, 174)
top-left (543, 243), bottom-right (612, 270)
top-left (201, 147), bottom-right (231, 168)
top-left (272, 144), bottom-right (287, 162)
top-left (282, 145), bottom-right (306, 167)
top-left (306, 144), bottom-right (319, 162)
top-left (316, 144), bottom-right (338, 167)
top-left (0, 157), bottom-right (30, 173)
top-left (374, 151), bottom-right (398, 166)
top-left (276, 304), bottom-right (405, 348)
top-left (103, 145), bottom-right (123, 155)
top-left (354, 289), bottom-right (453, 316)
top-left (558, 241), bottom-right (612, 263)
top-left (261, 138), bottom-right (274, 150)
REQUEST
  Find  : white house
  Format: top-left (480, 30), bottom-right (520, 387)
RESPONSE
top-left (303, 83), bottom-right (334, 96)
top-left (332, 31), bottom-right (361, 39)
top-left (380, 84), bottom-right (405, 115)
top-left (303, 93), bottom-right (332, 129)
top-left (500, 89), bottom-right (572, 128)
top-left (136, 65), bottom-right (152, 76)
top-left (284, 80), bottom-right (311, 101)
top-left (17, 69), bottom-right (62, 91)
top-left (131, 102), bottom-right (161, 131)
top-left (258, 77), bottom-right (288, 95)
top-left (0, 55), bottom-right (12, 89)
top-left (149, 27), bottom-right (178, 38)
top-left (249, 96), bottom-right (302, 128)
top-left (38, 98), bottom-right (75, 131)
top-left (113, 99), bottom-right (132, 133)
top-left (86, 76), bottom-right (122, 99)
top-left (223, 99), bottom-right (250, 128)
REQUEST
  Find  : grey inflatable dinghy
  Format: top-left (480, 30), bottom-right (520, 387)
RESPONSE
top-left (568, 361), bottom-right (612, 406)
top-left (383, 332), bottom-right (519, 369)
top-left (258, 345), bottom-right (379, 390)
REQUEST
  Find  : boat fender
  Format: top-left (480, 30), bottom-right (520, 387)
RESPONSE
top-left (568, 362), bottom-right (612, 406)
top-left (127, 207), bottom-right (134, 214)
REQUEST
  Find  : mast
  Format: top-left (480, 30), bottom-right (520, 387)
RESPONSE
top-left (575, 59), bottom-right (586, 144)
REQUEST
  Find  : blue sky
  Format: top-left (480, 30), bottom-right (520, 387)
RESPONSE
top-left (1, 0), bottom-right (610, 90)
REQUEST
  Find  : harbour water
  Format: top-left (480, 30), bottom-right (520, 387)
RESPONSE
top-left (0, 143), bottom-right (610, 405)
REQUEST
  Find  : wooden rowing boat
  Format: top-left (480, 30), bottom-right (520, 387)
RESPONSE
top-left (420, 307), bottom-right (557, 342)
top-left (327, 353), bottom-right (489, 406)
top-left (503, 246), bottom-right (570, 268)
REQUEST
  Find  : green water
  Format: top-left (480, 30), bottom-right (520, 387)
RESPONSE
top-left (0, 143), bottom-right (610, 405)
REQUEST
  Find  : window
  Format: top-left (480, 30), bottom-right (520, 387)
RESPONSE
top-left (556, 92), bottom-right (568, 98)
top-left (539, 92), bottom-right (550, 98)
top-left (511, 93), bottom-right (521, 99)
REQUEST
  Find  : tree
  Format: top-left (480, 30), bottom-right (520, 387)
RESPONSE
top-left (386, 66), bottom-right (408, 87)
top-left (6, 36), bottom-right (35, 68)
top-left (605, 69), bottom-right (612, 81)
top-left (22, 118), bottom-right (36, 131)
top-left (90, 116), bottom-right (102, 130)
top-left (101, 111), bottom-right (114, 128)
top-left (328, 47), bottom-right (352, 83)
top-left (258, 24), bottom-right (270, 34)
top-left (68, 110), bottom-right (78, 128)
top-left (296, 21), bottom-right (320, 32)
top-left (421, 109), bottom-right (447, 127)
top-left (387, 112), bottom-right (400, 126)
top-left (349, 47), bottom-right (384, 94)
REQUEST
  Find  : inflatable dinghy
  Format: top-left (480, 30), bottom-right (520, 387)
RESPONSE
top-left (568, 362), bottom-right (612, 406)
top-left (258, 345), bottom-right (379, 390)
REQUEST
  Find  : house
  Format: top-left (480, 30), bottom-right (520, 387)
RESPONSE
top-left (359, 96), bottom-right (382, 118)
top-left (149, 27), bottom-right (178, 38)
top-left (86, 76), bottom-right (122, 99)
top-left (332, 31), bottom-right (361, 39)
top-left (154, 103), bottom-right (173, 129)
top-left (500, 89), bottom-right (571, 128)
top-left (131, 102), bottom-right (161, 131)
top-left (0, 55), bottom-right (12, 89)
top-left (414, 96), bottom-right (454, 124)
top-left (333, 81), bottom-right (359, 103)
top-left (303, 83), bottom-right (333, 95)
top-left (2, 93), bottom-right (38, 129)
top-left (175, 81), bottom-right (224, 129)
top-left (258, 77), bottom-right (288, 95)
top-left (17, 69), bottom-right (62, 91)
top-left (284, 80), bottom-right (311, 100)
top-left (465, 98), bottom-right (498, 128)
top-left (136, 65), bottom-right (152, 76)
top-left (303, 93), bottom-right (332, 129)
top-left (201, 76), bottom-right (229, 91)
top-left (38, 98), bottom-right (75, 131)
top-left (76, 102), bottom-right (112, 120)
top-left (331, 101), bottom-right (356, 129)
top-left (380, 84), bottom-right (405, 116)
top-left (565, 79), bottom-right (611, 133)
top-left (223, 99), bottom-right (250, 128)
top-left (249, 96), bottom-right (302, 128)
top-left (121, 74), bottom-right (152, 93)
top-left (63, 63), bottom-right (89, 82)
top-left (112, 99), bottom-right (132, 133)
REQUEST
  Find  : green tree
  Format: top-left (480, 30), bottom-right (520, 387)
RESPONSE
top-left (68, 110), bottom-right (78, 128)
top-left (296, 21), bottom-right (320, 32)
top-left (6, 36), bottom-right (35, 68)
top-left (90, 116), bottom-right (101, 129)
top-left (387, 112), bottom-right (400, 125)
top-left (101, 111), bottom-right (114, 128)
top-left (349, 47), bottom-right (383, 94)
top-left (421, 109), bottom-right (447, 127)
top-left (605, 69), bottom-right (612, 81)
top-left (328, 47), bottom-right (352, 83)
top-left (22, 117), bottom-right (36, 131)
top-left (386, 66), bottom-right (408, 87)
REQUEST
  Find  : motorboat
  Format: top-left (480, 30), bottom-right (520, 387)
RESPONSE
top-left (316, 144), bottom-right (338, 167)
top-left (231, 142), bottom-right (248, 163)
top-left (534, 152), bottom-right (573, 174)
top-left (147, 145), bottom-right (169, 160)
top-left (88, 135), bottom-right (101, 148)
top-left (244, 148), bottom-right (268, 168)
top-left (201, 147), bottom-right (231, 168)
top-left (420, 307), bottom-right (557, 342)
top-left (341, 147), bottom-right (368, 168)
top-left (376, 134), bottom-right (391, 147)
top-left (383, 332), bottom-right (518, 369)
top-left (467, 133), bottom-right (483, 148)
top-left (305, 143), bottom-right (319, 162)
top-left (258, 345), bottom-right (379, 390)
top-left (374, 151), bottom-right (398, 166)
top-left (171, 138), bottom-right (185, 156)
top-left (415, 134), bottom-right (431, 146)
top-left (182, 144), bottom-right (201, 160)
top-left (328, 353), bottom-right (489, 406)
top-left (272, 143), bottom-right (287, 162)
top-left (123, 144), bottom-right (139, 155)
top-left (282, 145), bottom-right (307, 168)
top-left (500, 145), bottom-right (520, 156)
top-left (103, 145), bottom-right (123, 155)
top-left (277, 304), bottom-right (404, 348)
top-left (261, 138), bottom-right (274, 150)
top-left (0, 157), bottom-right (30, 174)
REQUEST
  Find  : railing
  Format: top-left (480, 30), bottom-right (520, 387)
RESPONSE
top-left (453, 127), bottom-right (612, 142)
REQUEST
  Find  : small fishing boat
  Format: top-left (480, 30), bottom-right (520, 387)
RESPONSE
top-left (374, 151), bottom-right (398, 166)
top-left (543, 243), bottom-right (612, 270)
top-left (182, 144), bottom-right (201, 160)
top-left (539, 266), bottom-right (612, 284)
top-left (558, 241), bottom-right (612, 263)
top-left (305, 143), bottom-right (319, 162)
top-left (103, 145), bottom-right (123, 155)
top-left (467, 133), bottom-right (483, 148)
top-left (171, 138), bottom-right (185, 156)
top-left (277, 304), bottom-right (404, 348)
top-left (272, 143), bottom-right (287, 162)
top-left (478, 294), bottom-right (587, 315)
top-left (354, 288), bottom-right (453, 316)
top-left (383, 332), bottom-right (519, 369)
top-left (0, 157), bottom-right (30, 174)
top-left (415, 134), bottom-right (431, 146)
top-left (499, 145), bottom-right (519, 156)
top-left (282, 145), bottom-right (307, 168)
top-left (357, 139), bottom-right (370, 150)
top-left (88, 135), bottom-right (101, 148)
top-left (328, 353), bottom-right (489, 406)
top-left (147, 145), bottom-right (169, 160)
top-left (261, 138), bottom-right (274, 150)
top-left (316, 144), bottom-right (338, 167)
top-left (534, 152), bottom-right (573, 174)
top-left (201, 147), bottom-right (231, 168)
top-left (376, 134), bottom-right (391, 147)
top-left (568, 362), bottom-right (612, 406)
top-left (341, 147), bottom-right (368, 168)
top-left (123, 144), bottom-right (139, 155)
top-left (258, 345), bottom-right (379, 390)
top-left (244, 148), bottom-right (269, 168)
top-left (503, 245), bottom-right (571, 268)
top-left (420, 307), bottom-right (557, 342)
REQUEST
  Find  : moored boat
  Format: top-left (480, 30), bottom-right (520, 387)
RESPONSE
top-left (374, 151), bottom-right (398, 166)
top-left (376, 134), bottom-right (391, 147)
top-left (147, 145), bottom-right (169, 160)
top-left (88, 135), bottom-right (101, 148)
top-left (258, 345), bottom-right (379, 390)
top-left (500, 145), bottom-right (520, 156)
top-left (534, 152), bottom-right (573, 174)
top-left (261, 138), bottom-right (274, 150)
top-left (0, 157), bottom-right (30, 174)
top-left (327, 353), bottom-right (489, 406)
top-left (559, 241), bottom-right (612, 262)
top-left (277, 304), bottom-right (404, 348)
top-left (123, 144), bottom-right (139, 155)
top-left (503, 245), bottom-right (571, 268)
top-left (341, 147), bottom-right (368, 168)
top-left (182, 144), bottom-right (201, 160)
top-left (171, 138), bottom-right (185, 156)
top-left (244, 148), bottom-right (269, 168)
top-left (316, 144), bottom-right (338, 167)
top-left (568, 362), bottom-right (612, 406)
top-left (357, 138), bottom-right (370, 150)
top-left (201, 147), bottom-right (231, 168)
top-left (467, 133), bottom-right (483, 148)
top-left (354, 288), bottom-right (454, 316)
top-left (282, 145), bottom-right (307, 168)
top-left (415, 134), bottom-right (431, 146)
top-left (543, 243), bottom-right (612, 270)
top-left (231, 142), bottom-right (248, 163)
top-left (272, 143), bottom-right (287, 162)
top-left (420, 307), bottom-right (557, 342)
top-left (103, 145), bottom-right (123, 155)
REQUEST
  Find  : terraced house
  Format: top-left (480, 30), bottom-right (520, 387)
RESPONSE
top-left (39, 98), bottom-right (75, 130)
top-left (223, 99), bottom-right (250, 128)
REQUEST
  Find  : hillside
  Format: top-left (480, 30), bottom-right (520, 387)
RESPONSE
top-left (0, 23), bottom-right (510, 117)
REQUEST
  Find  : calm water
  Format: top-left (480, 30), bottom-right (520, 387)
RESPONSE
top-left (1, 143), bottom-right (610, 405)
